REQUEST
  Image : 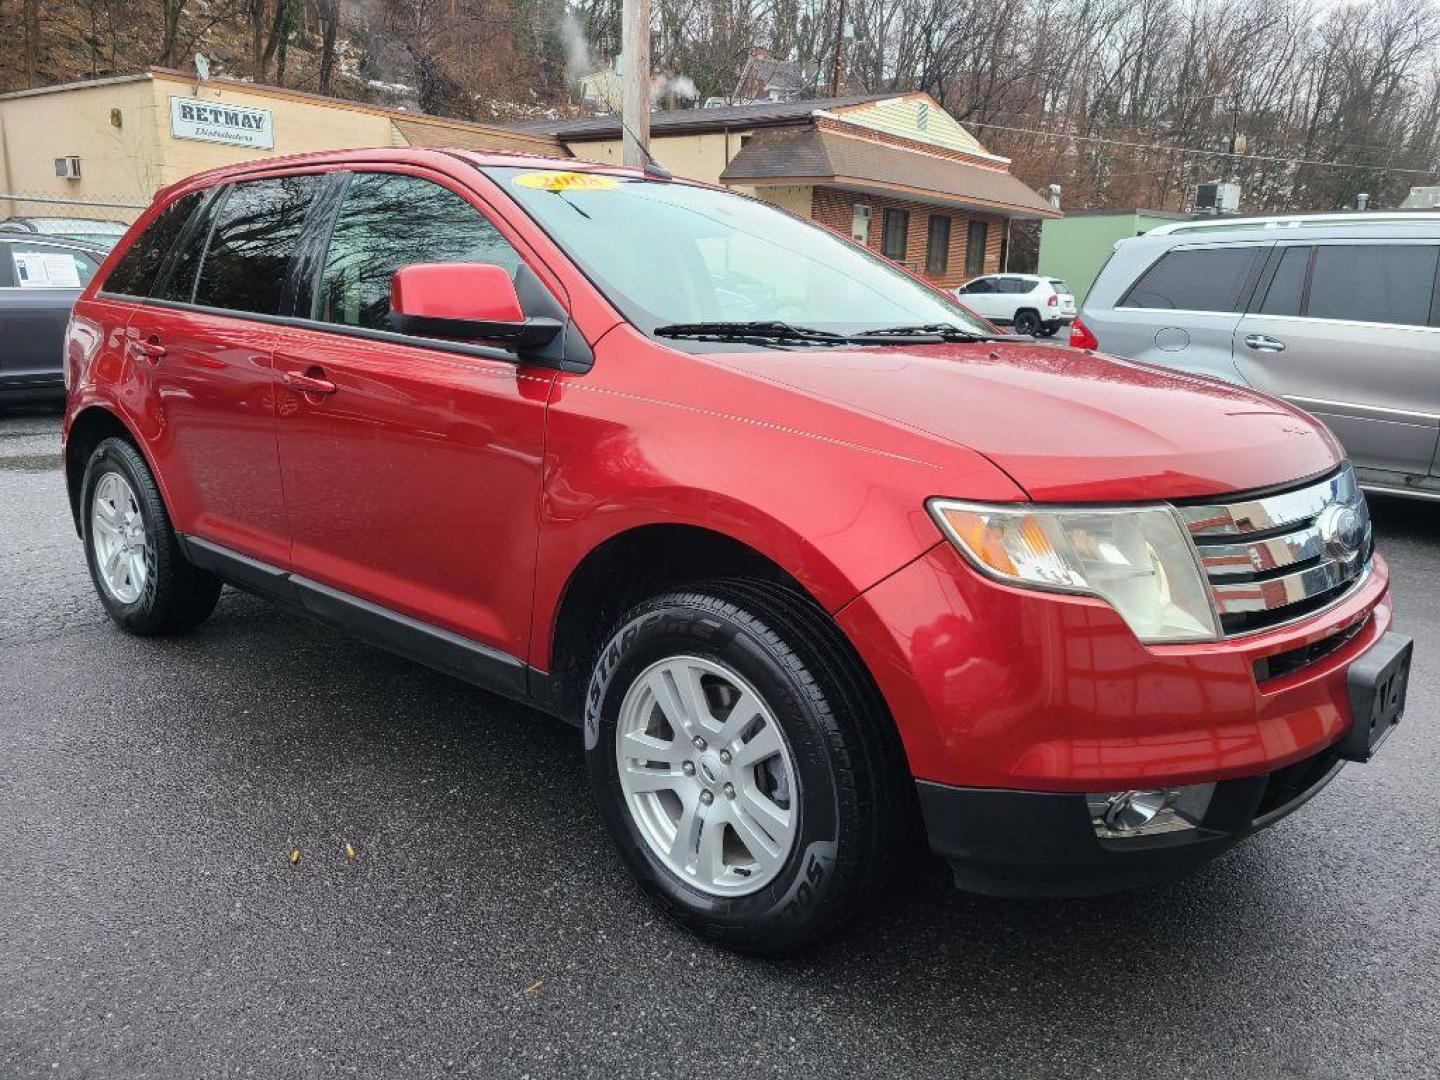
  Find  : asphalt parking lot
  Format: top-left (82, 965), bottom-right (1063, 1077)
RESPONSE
top-left (2, 403), bottom-right (1437, 1079)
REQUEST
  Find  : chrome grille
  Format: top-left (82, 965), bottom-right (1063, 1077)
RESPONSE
top-left (1180, 465), bottom-right (1372, 636)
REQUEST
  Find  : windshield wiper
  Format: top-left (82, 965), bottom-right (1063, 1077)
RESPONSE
top-left (854, 323), bottom-right (1017, 342)
top-left (653, 321), bottom-right (851, 345)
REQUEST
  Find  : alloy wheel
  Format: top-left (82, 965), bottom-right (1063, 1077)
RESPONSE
top-left (615, 655), bottom-right (799, 896)
top-left (90, 471), bottom-right (151, 605)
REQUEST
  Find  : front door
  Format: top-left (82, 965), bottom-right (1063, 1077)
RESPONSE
top-left (270, 169), bottom-right (556, 662)
top-left (126, 175), bottom-right (321, 565)
top-left (1232, 240), bottom-right (1440, 481)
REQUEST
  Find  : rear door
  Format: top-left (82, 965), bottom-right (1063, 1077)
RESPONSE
top-left (267, 167), bottom-right (557, 662)
top-left (0, 239), bottom-right (101, 387)
top-left (1102, 242), bottom-right (1269, 382)
top-left (124, 175), bottom-right (322, 565)
top-left (1232, 240), bottom-right (1440, 481)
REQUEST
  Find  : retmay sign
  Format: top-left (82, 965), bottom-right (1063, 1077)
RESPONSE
top-left (169, 96), bottom-right (274, 150)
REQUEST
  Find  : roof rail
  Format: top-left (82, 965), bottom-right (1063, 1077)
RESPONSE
top-left (1148, 211), bottom-right (1440, 235)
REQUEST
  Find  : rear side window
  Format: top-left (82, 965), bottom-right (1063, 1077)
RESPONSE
top-left (4, 243), bottom-right (99, 288)
top-left (1258, 246), bottom-right (1310, 316)
top-left (1306, 244), bottom-right (1439, 328)
top-left (102, 192), bottom-right (201, 297)
top-left (191, 175), bottom-right (319, 315)
top-left (316, 172), bottom-right (522, 331)
top-left (1120, 246), bottom-right (1262, 312)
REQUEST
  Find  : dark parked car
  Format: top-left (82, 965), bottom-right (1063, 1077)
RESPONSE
top-left (0, 235), bottom-right (104, 399)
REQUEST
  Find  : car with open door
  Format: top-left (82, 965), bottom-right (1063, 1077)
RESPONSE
top-left (61, 152), bottom-right (1409, 953)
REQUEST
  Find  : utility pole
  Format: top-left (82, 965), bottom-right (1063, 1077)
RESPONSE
top-left (621, 0), bottom-right (651, 168)
top-left (829, 0), bottom-right (847, 96)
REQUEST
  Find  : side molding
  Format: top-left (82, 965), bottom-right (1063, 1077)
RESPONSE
top-left (179, 535), bottom-right (564, 719)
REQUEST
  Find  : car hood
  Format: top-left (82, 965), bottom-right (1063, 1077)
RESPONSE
top-left (707, 341), bottom-right (1340, 502)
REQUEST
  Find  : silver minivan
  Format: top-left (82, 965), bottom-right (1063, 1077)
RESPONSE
top-left (1079, 213), bottom-right (1440, 500)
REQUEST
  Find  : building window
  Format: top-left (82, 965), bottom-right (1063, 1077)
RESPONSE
top-left (965, 219), bottom-right (988, 275)
top-left (926, 215), bottom-right (951, 275)
top-left (881, 208), bottom-right (909, 260)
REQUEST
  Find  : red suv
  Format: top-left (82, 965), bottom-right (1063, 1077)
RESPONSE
top-left (62, 150), bottom-right (1410, 952)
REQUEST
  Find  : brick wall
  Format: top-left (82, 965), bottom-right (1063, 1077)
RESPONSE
top-left (811, 186), bottom-right (1005, 288)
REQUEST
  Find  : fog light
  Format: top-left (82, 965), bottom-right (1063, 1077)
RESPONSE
top-left (1087, 784), bottom-right (1215, 839)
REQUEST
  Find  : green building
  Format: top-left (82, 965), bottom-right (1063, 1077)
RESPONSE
top-left (1038, 209), bottom-right (1189, 305)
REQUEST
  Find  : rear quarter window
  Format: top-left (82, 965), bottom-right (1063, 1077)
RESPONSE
top-left (1120, 246), bottom-right (1263, 312)
top-left (101, 191), bottom-right (203, 298)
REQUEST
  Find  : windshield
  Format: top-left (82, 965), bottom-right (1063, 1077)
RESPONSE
top-left (484, 167), bottom-right (991, 337)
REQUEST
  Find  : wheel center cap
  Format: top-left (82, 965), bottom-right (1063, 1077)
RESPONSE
top-left (698, 756), bottom-right (719, 785)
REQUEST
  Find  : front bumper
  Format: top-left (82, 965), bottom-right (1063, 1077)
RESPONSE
top-left (916, 741), bottom-right (1345, 896)
top-left (838, 542), bottom-right (1392, 791)
top-left (839, 540), bottom-right (1398, 896)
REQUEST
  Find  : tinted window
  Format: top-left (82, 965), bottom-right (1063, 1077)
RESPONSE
top-left (1120, 246), bottom-right (1262, 311)
top-left (998, 276), bottom-right (1032, 293)
top-left (317, 172), bottom-right (522, 330)
top-left (102, 192), bottom-right (201, 297)
top-left (4, 242), bottom-right (99, 288)
top-left (1047, 279), bottom-right (1071, 294)
top-left (1306, 244), bottom-right (1439, 327)
top-left (965, 220), bottom-right (987, 276)
top-left (1259, 246), bottom-right (1310, 316)
top-left (926, 215), bottom-right (950, 275)
top-left (192, 176), bottom-right (319, 314)
top-left (881, 209), bottom-right (908, 261)
top-left (963, 278), bottom-right (995, 294)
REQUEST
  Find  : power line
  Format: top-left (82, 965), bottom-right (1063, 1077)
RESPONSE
top-left (963, 119), bottom-right (1437, 177)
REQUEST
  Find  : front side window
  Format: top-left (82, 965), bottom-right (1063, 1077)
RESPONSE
top-left (192, 175), bottom-right (319, 314)
top-left (102, 192), bottom-right (202, 297)
top-left (962, 278), bottom-right (995, 294)
top-left (1305, 244), bottom-right (1439, 327)
top-left (965, 220), bottom-right (988, 276)
top-left (926, 215), bottom-right (950, 275)
top-left (318, 172), bottom-right (523, 330)
top-left (4, 242), bottom-right (99, 289)
top-left (486, 168), bottom-right (990, 335)
top-left (1120, 246), bottom-right (1263, 312)
top-left (881, 209), bottom-right (909, 261)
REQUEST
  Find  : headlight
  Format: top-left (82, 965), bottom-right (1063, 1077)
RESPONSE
top-left (927, 499), bottom-right (1219, 643)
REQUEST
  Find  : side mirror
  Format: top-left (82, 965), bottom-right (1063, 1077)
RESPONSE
top-left (388, 263), bottom-right (562, 353)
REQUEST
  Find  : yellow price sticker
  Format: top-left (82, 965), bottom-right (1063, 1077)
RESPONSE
top-left (513, 171), bottom-right (619, 192)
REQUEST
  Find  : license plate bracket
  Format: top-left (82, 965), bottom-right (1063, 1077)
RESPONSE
top-left (1342, 632), bottom-right (1412, 763)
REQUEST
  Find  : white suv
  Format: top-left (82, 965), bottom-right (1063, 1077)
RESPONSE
top-left (955, 274), bottom-right (1077, 336)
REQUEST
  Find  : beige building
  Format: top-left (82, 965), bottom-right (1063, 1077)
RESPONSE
top-left (0, 67), bottom-right (557, 223)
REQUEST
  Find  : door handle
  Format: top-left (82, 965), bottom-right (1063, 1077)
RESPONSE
top-left (127, 338), bottom-right (167, 363)
top-left (281, 369), bottom-right (337, 396)
top-left (1244, 334), bottom-right (1286, 353)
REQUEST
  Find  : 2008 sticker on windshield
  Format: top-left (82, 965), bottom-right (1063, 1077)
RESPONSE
top-left (513, 171), bottom-right (619, 191)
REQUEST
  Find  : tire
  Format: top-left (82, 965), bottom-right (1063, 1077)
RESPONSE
top-left (583, 578), bottom-right (911, 954)
top-left (1014, 309), bottom-right (1042, 336)
top-left (80, 436), bottom-right (221, 635)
